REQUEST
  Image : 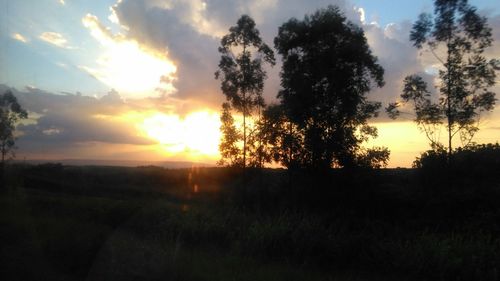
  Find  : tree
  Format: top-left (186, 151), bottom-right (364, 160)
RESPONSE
top-left (0, 90), bottom-right (27, 164)
top-left (272, 6), bottom-right (388, 169)
top-left (387, 0), bottom-right (498, 158)
top-left (215, 15), bottom-right (275, 169)
top-left (257, 104), bottom-right (304, 169)
top-left (218, 103), bottom-right (242, 167)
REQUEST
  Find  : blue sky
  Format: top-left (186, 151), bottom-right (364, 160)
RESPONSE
top-left (0, 0), bottom-right (113, 94)
top-left (353, 0), bottom-right (499, 26)
top-left (0, 0), bottom-right (499, 166)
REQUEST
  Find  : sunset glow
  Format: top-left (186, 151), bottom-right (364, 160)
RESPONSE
top-left (1, 0), bottom-right (498, 167)
top-left (141, 111), bottom-right (221, 158)
top-left (81, 14), bottom-right (177, 96)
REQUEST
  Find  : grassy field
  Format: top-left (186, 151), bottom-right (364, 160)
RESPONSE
top-left (1, 164), bottom-right (500, 280)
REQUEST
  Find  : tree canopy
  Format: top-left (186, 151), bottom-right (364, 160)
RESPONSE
top-left (0, 90), bottom-right (28, 164)
top-left (387, 0), bottom-right (498, 156)
top-left (215, 15), bottom-right (275, 168)
top-left (270, 6), bottom-right (388, 169)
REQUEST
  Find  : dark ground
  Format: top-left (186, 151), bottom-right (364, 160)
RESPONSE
top-left (1, 164), bottom-right (500, 280)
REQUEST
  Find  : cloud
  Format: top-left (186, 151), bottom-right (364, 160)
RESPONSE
top-left (39, 32), bottom-right (74, 49)
top-left (59, 0), bottom-right (65, 5)
top-left (0, 85), bottom-right (147, 149)
top-left (56, 62), bottom-right (68, 69)
top-left (0, 83), bottom-right (225, 161)
top-left (356, 7), bottom-right (366, 24)
top-left (0, 82), bottom-right (214, 145)
top-left (104, 0), bottom-right (499, 125)
top-left (81, 14), bottom-right (177, 97)
top-left (109, 0), bottom-right (222, 104)
top-left (108, 0), bottom-right (359, 108)
top-left (12, 33), bottom-right (28, 43)
top-left (362, 20), bottom-right (424, 106)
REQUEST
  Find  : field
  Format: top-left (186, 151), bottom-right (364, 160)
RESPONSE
top-left (1, 164), bottom-right (500, 281)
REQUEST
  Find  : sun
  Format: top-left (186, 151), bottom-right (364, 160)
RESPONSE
top-left (141, 111), bottom-right (221, 158)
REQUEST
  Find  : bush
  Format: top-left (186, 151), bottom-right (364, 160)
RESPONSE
top-left (413, 143), bottom-right (500, 188)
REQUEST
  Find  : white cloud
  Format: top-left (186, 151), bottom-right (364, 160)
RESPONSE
top-left (106, 0), bottom-right (362, 107)
top-left (56, 62), bottom-right (68, 69)
top-left (357, 7), bottom-right (366, 23)
top-left (81, 14), bottom-right (177, 97)
top-left (12, 33), bottom-right (28, 43)
top-left (74, 0), bottom-right (499, 118)
top-left (39, 32), bottom-right (74, 49)
top-left (59, 0), bottom-right (65, 5)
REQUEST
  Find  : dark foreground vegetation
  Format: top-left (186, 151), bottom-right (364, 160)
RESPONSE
top-left (2, 150), bottom-right (500, 281)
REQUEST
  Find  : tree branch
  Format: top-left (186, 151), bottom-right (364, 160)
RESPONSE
top-left (428, 45), bottom-right (445, 65)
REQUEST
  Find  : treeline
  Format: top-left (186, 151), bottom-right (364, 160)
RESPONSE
top-left (215, 1), bottom-right (498, 171)
top-left (216, 7), bottom-right (389, 170)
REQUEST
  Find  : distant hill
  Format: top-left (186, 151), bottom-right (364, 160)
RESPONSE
top-left (15, 159), bottom-right (215, 169)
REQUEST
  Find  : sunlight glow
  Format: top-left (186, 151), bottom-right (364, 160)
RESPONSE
top-left (367, 121), bottom-right (429, 167)
top-left (141, 111), bottom-right (221, 158)
top-left (82, 14), bottom-right (177, 96)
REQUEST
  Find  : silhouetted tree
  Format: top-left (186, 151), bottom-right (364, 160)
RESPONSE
top-left (387, 0), bottom-right (498, 158)
top-left (273, 6), bottom-right (388, 169)
top-left (246, 125), bottom-right (269, 168)
top-left (215, 15), bottom-right (275, 169)
top-left (258, 104), bottom-right (304, 169)
top-left (218, 103), bottom-right (242, 167)
top-left (0, 90), bottom-right (27, 186)
top-left (0, 90), bottom-right (27, 164)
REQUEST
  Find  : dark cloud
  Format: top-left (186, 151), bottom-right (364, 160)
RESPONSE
top-left (0, 83), bottom-right (224, 159)
top-left (109, 0), bottom-right (499, 124)
top-left (111, 0), bottom-right (357, 107)
top-left (0, 85), bottom-right (157, 158)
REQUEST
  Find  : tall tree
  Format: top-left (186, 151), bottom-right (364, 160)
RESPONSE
top-left (0, 90), bottom-right (28, 185)
top-left (387, 0), bottom-right (498, 158)
top-left (0, 90), bottom-right (27, 164)
top-left (273, 6), bottom-right (388, 169)
top-left (215, 15), bottom-right (275, 169)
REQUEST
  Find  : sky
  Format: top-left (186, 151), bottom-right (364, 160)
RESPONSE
top-left (0, 0), bottom-right (499, 167)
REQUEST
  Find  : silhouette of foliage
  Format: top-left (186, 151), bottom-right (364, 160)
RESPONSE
top-left (215, 15), bottom-right (275, 168)
top-left (387, 0), bottom-right (498, 157)
top-left (415, 142), bottom-right (500, 172)
top-left (272, 6), bottom-right (388, 169)
top-left (258, 104), bottom-right (304, 169)
top-left (414, 142), bottom-right (500, 190)
top-left (246, 122), bottom-right (271, 168)
top-left (218, 103), bottom-right (243, 167)
top-left (355, 147), bottom-right (391, 169)
top-left (0, 90), bottom-right (28, 164)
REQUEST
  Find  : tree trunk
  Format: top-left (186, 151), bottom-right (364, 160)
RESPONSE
top-left (258, 105), bottom-right (262, 168)
top-left (288, 121), bottom-right (293, 167)
top-left (0, 144), bottom-right (4, 189)
top-left (243, 93), bottom-right (246, 170)
top-left (447, 84), bottom-right (452, 161)
top-left (446, 41), bottom-right (453, 163)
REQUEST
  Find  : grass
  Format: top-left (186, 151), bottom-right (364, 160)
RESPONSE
top-left (1, 164), bottom-right (500, 280)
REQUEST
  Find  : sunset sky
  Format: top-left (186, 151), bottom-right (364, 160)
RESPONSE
top-left (0, 0), bottom-right (499, 167)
